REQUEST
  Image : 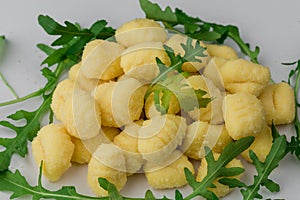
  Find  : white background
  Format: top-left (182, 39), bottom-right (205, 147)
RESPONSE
top-left (0, 0), bottom-right (300, 199)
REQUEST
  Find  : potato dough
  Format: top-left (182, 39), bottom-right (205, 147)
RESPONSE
top-left (145, 151), bottom-right (194, 189)
top-left (196, 152), bottom-right (244, 198)
top-left (165, 34), bottom-right (210, 72)
top-left (60, 89), bottom-right (101, 139)
top-left (144, 93), bottom-right (180, 119)
top-left (81, 39), bottom-right (124, 80)
top-left (51, 79), bottom-right (75, 121)
top-left (138, 114), bottom-right (187, 164)
top-left (114, 122), bottom-right (144, 173)
top-left (241, 125), bottom-right (272, 162)
top-left (187, 75), bottom-right (224, 124)
top-left (116, 18), bottom-right (167, 47)
top-left (32, 124), bottom-right (74, 182)
top-left (120, 42), bottom-right (170, 81)
top-left (93, 78), bottom-right (146, 127)
top-left (181, 121), bottom-right (232, 160)
top-left (259, 82), bottom-right (295, 125)
top-left (220, 59), bottom-right (270, 96)
top-left (205, 44), bottom-right (238, 60)
top-left (68, 62), bottom-right (101, 92)
top-left (224, 93), bottom-right (265, 140)
top-left (203, 57), bottom-right (228, 89)
top-left (87, 144), bottom-right (127, 196)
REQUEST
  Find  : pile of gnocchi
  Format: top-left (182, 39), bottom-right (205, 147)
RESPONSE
top-left (31, 18), bottom-right (295, 198)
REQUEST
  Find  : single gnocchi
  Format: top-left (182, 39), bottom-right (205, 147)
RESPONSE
top-left (144, 151), bottom-right (194, 189)
top-left (87, 144), bottom-right (127, 197)
top-left (114, 122), bottom-right (144, 174)
top-left (205, 44), bottom-right (238, 60)
top-left (115, 18), bottom-right (167, 47)
top-left (181, 121), bottom-right (232, 160)
top-left (259, 82), bottom-right (295, 125)
top-left (120, 42), bottom-right (170, 81)
top-left (241, 125), bottom-right (272, 162)
top-left (93, 78), bottom-right (146, 127)
top-left (223, 92), bottom-right (266, 140)
top-left (31, 124), bottom-right (74, 182)
top-left (220, 59), bottom-right (270, 96)
top-left (138, 114), bottom-right (187, 164)
top-left (81, 39), bottom-right (124, 80)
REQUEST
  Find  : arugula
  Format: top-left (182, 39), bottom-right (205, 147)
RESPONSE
top-left (146, 38), bottom-right (211, 114)
top-left (0, 35), bottom-right (19, 99)
top-left (0, 16), bottom-right (115, 171)
top-left (183, 137), bottom-right (254, 200)
top-left (282, 60), bottom-right (300, 159)
top-left (139, 0), bottom-right (260, 64)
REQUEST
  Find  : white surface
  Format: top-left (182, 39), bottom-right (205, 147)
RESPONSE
top-left (0, 0), bottom-right (300, 199)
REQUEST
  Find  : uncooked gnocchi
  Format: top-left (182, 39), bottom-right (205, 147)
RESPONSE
top-left (32, 124), bottom-right (74, 182)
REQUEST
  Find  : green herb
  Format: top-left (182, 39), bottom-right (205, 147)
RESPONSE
top-left (183, 136), bottom-right (254, 200)
top-left (0, 16), bottom-right (115, 171)
top-left (241, 135), bottom-right (287, 199)
top-left (282, 60), bottom-right (300, 159)
top-left (0, 35), bottom-right (19, 99)
top-left (146, 38), bottom-right (211, 114)
top-left (139, 0), bottom-right (260, 64)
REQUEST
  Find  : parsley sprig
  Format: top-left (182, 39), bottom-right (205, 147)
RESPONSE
top-left (146, 38), bottom-right (211, 114)
top-left (139, 0), bottom-right (260, 64)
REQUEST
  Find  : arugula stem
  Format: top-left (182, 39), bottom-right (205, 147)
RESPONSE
top-left (0, 71), bottom-right (19, 99)
top-left (0, 89), bottom-right (43, 107)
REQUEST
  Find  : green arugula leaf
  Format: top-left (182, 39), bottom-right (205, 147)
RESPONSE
top-left (0, 16), bottom-right (115, 171)
top-left (140, 0), bottom-right (260, 63)
top-left (0, 35), bottom-right (19, 99)
top-left (282, 60), bottom-right (300, 160)
top-left (146, 38), bottom-right (210, 114)
top-left (184, 137), bottom-right (254, 200)
top-left (241, 135), bottom-right (287, 200)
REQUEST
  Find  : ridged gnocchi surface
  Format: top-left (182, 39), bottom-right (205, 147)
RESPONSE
top-left (31, 124), bottom-right (74, 182)
top-left (259, 82), bottom-right (295, 125)
top-left (223, 92), bottom-right (266, 140)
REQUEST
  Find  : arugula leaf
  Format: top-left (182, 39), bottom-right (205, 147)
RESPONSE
top-left (282, 60), bottom-right (300, 160)
top-left (38, 15), bottom-right (115, 67)
top-left (146, 38), bottom-right (210, 113)
top-left (241, 135), bottom-right (287, 200)
top-left (0, 166), bottom-right (103, 199)
top-left (183, 136), bottom-right (254, 200)
top-left (0, 35), bottom-right (19, 99)
top-left (0, 16), bottom-right (115, 171)
top-left (139, 0), bottom-right (260, 63)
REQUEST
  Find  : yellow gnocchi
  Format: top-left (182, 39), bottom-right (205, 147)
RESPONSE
top-left (223, 92), bottom-right (266, 140)
top-left (145, 151), bottom-right (194, 189)
top-left (31, 124), bottom-right (74, 182)
top-left (138, 114), bottom-right (187, 164)
top-left (259, 82), bottom-right (295, 125)
top-left (220, 59), bottom-right (270, 96)
top-left (116, 18), bottom-right (167, 47)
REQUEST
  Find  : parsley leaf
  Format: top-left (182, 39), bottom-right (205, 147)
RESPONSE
top-left (139, 0), bottom-right (260, 63)
top-left (184, 137), bottom-right (254, 200)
